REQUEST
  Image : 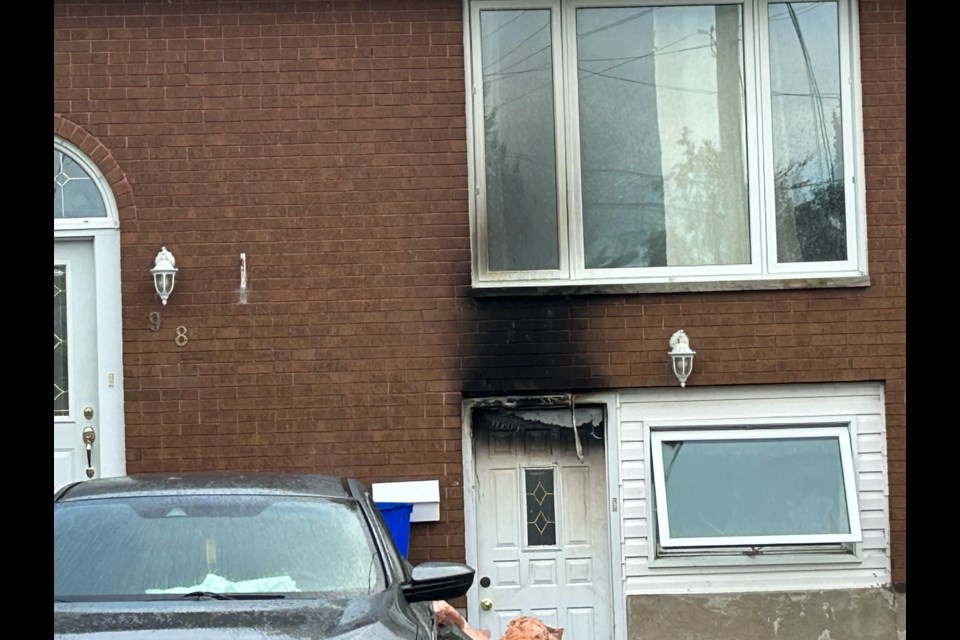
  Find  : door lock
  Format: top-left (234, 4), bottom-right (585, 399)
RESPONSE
top-left (82, 426), bottom-right (96, 479)
top-left (83, 405), bottom-right (94, 420)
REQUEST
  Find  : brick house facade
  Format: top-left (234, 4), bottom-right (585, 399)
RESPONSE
top-left (54, 0), bottom-right (905, 636)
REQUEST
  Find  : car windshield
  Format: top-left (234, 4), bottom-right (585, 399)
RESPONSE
top-left (54, 494), bottom-right (386, 601)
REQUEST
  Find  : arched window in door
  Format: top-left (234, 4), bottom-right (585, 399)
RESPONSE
top-left (53, 137), bottom-right (118, 228)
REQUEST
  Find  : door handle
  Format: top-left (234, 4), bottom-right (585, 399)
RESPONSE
top-left (82, 426), bottom-right (96, 478)
top-left (480, 599), bottom-right (493, 611)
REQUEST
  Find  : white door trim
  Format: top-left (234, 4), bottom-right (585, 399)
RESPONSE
top-left (461, 393), bottom-right (624, 640)
top-left (54, 227), bottom-right (125, 479)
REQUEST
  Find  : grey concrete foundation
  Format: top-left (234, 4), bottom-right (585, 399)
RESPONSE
top-left (627, 588), bottom-right (903, 639)
top-left (896, 592), bottom-right (906, 640)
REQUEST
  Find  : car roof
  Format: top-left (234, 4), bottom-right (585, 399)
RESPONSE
top-left (56, 472), bottom-right (363, 502)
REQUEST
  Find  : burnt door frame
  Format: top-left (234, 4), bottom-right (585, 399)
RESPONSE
top-left (461, 393), bottom-right (625, 639)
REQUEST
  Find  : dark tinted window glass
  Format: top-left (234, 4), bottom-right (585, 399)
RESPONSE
top-left (525, 469), bottom-right (557, 546)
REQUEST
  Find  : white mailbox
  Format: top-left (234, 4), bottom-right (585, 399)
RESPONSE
top-left (372, 480), bottom-right (440, 523)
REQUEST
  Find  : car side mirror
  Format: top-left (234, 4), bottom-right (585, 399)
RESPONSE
top-left (401, 561), bottom-right (475, 603)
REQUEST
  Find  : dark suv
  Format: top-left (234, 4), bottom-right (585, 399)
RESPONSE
top-left (54, 473), bottom-right (474, 639)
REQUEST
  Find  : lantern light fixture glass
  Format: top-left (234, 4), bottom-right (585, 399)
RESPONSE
top-left (668, 330), bottom-right (696, 387)
top-left (151, 246), bottom-right (177, 306)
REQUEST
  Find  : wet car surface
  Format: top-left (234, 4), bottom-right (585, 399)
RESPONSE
top-left (54, 473), bottom-right (474, 639)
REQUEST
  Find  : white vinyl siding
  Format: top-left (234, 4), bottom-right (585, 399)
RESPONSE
top-left (616, 383), bottom-right (889, 594)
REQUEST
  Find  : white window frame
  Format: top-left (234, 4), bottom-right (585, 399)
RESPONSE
top-left (649, 422), bottom-right (863, 550)
top-left (464, 0), bottom-right (867, 291)
top-left (521, 465), bottom-right (562, 550)
top-left (469, 0), bottom-right (571, 282)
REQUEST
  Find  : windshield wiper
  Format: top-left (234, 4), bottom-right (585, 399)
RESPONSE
top-left (178, 591), bottom-right (285, 601)
top-left (180, 591), bottom-right (236, 600)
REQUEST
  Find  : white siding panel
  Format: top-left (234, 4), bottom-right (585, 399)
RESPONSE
top-left (856, 434), bottom-right (884, 454)
top-left (620, 460), bottom-right (644, 481)
top-left (619, 391), bottom-right (881, 424)
top-left (624, 541), bottom-right (648, 557)
top-left (615, 383), bottom-right (890, 594)
top-left (861, 539), bottom-right (887, 554)
top-left (857, 453), bottom-right (888, 474)
top-left (621, 502), bottom-right (646, 521)
top-left (857, 472), bottom-right (887, 493)
top-left (860, 513), bottom-right (888, 532)
top-left (861, 530), bottom-right (888, 550)
top-left (857, 414), bottom-right (885, 434)
top-left (624, 569), bottom-right (888, 594)
top-left (622, 520), bottom-right (648, 540)
top-left (860, 549), bottom-right (890, 565)
top-left (620, 440), bottom-right (645, 460)
top-left (858, 496), bottom-right (888, 513)
top-left (622, 479), bottom-right (645, 495)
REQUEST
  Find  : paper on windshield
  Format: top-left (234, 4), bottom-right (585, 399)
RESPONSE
top-left (146, 573), bottom-right (299, 594)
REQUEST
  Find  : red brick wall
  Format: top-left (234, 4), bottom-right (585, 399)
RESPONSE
top-left (54, 0), bottom-right (906, 584)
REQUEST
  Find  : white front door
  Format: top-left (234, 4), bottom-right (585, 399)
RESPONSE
top-left (474, 421), bottom-right (612, 639)
top-left (54, 239), bottom-right (100, 488)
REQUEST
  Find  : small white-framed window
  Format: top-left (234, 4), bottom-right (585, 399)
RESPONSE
top-left (465, 0), bottom-right (866, 290)
top-left (523, 466), bottom-right (559, 548)
top-left (650, 425), bottom-right (862, 549)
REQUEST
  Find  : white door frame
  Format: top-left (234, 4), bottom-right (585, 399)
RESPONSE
top-left (54, 228), bottom-right (125, 479)
top-left (54, 135), bottom-right (126, 481)
top-left (461, 392), bottom-right (625, 640)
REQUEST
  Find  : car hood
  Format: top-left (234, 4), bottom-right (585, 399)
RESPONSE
top-left (54, 589), bottom-right (426, 640)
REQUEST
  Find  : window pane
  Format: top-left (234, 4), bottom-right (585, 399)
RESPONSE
top-left (770, 2), bottom-right (847, 263)
top-left (577, 6), bottom-right (749, 269)
top-left (480, 9), bottom-right (560, 272)
top-left (54, 149), bottom-right (108, 219)
top-left (54, 267), bottom-right (69, 417)
top-left (660, 436), bottom-right (851, 539)
top-left (525, 468), bottom-right (557, 546)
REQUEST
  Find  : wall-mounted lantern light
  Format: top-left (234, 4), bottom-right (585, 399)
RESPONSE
top-left (668, 330), bottom-right (695, 387)
top-left (151, 247), bottom-right (177, 306)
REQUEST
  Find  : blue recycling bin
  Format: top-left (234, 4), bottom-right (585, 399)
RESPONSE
top-left (375, 502), bottom-right (414, 558)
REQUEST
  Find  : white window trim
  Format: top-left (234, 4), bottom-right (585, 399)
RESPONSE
top-left (464, 0), bottom-right (867, 291)
top-left (650, 423), bottom-right (863, 550)
top-left (54, 136), bottom-right (119, 231)
top-left (760, 0), bottom-right (863, 275)
top-left (521, 465), bottom-right (563, 550)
